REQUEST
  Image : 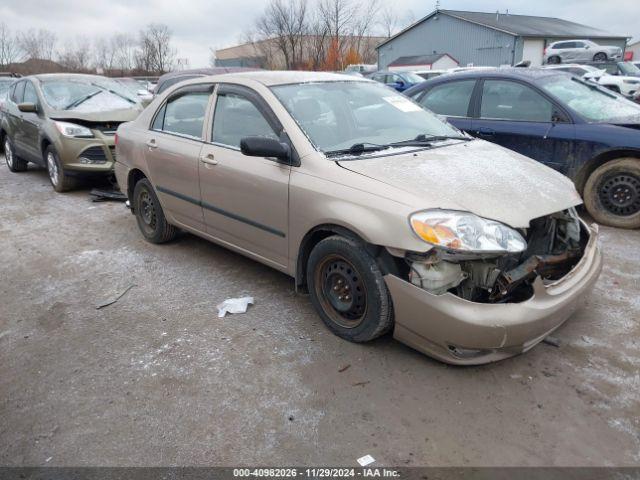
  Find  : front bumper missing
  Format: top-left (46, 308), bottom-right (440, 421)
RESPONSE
top-left (385, 223), bottom-right (602, 365)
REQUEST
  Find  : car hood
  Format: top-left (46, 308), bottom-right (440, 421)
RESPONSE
top-left (49, 107), bottom-right (142, 123)
top-left (336, 139), bottom-right (582, 228)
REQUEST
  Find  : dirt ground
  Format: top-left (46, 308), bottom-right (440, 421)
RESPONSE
top-left (0, 159), bottom-right (639, 467)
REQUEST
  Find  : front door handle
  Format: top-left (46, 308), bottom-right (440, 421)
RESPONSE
top-left (200, 153), bottom-right (218, 166)
top-left (476, 128), bottom-right (495, 137)
top-left (146, 139), bottom-right (158, 149)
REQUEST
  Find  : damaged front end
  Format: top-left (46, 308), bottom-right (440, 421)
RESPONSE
top-left (405, 208), bottom-right (587, 304)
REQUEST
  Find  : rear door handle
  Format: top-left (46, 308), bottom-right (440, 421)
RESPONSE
top-left (200, 153), bottom-right (218, 166)
top-left (146, 139), bottom-right (158, 149)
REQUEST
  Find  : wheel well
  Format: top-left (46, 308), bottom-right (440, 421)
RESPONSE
top-left (0, 129), bottom-right (5, 151)
top-left (295, 224), bottom-right (403, 291)
top-left (127, 169), bottom-right (147, 203)
top-left (40, 138), bottom-right (51, 157)
top-left (575, 150), bottom-right (640, 194)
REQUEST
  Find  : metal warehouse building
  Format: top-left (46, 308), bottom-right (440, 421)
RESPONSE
top-left (377, 9), bottom-right (628, 69)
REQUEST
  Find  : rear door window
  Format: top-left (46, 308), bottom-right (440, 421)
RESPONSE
top-left (418, 80), bottom-right (476, 117)
top-left (480, 80), bottom-right (553, 122)
top-left (157, 92), bottom-right (210, 139)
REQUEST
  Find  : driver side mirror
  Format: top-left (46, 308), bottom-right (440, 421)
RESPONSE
top-left (240, 136), bottom-right (290, 162)
top-left (584, 45), bottom-right (590, 50)
top-left (18, 102), bottom-right (37, 113)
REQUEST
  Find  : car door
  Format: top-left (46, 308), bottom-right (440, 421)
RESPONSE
top-left (143, 85), bottom-right (212, 231)
top-left (19, 80), bottom-right (44, 161)
top-left (198, 84), bottom-right (290, 269)
top-left (573, 41), bottom-right (590, 62)
top-left (556, 42), bottom-right (574, 62)
top-left (7, 81), bottom-right (26, 155)
top-left (414, 79), bottom-right (477, 132)
top-left (470, 78), bottom-right (575, 172)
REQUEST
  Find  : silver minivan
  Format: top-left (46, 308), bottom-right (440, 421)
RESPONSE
top-left (544, 39), bottom-right (622, 64)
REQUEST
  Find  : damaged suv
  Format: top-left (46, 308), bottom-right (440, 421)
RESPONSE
top-left (115, 72), bottom-right (602, 364)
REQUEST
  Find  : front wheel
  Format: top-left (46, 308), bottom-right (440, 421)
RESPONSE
top-left (583, 158), bottom-right (640, 229)
top-left (4, 137), bottom-right (28, 172)
top-left (45, 146), bottom-right (77, 192)
top-left (593, 52), bottom-right (607, 62)
top-left (133, 178), bottom-right (178, 243)
top-left (306, 235), bottom-right (393, 343)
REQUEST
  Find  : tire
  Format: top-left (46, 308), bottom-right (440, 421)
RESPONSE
top-left (45, 145), bottom-right (77, 192)
top-left (593, 52), bottom-right (607, 62)
top-left (306, 235), bottom-right (393, 343)
top-left (547, 56), bottom-right (561, 64)
top-left (4, 137), bottom-right (28, 172)
top-left (133, 178), bottom-right (178, 243)
top-left (583, 158), bottom-right (640, 229)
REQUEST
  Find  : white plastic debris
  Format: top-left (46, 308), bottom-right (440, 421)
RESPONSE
top-left (357, 454), bottom-right (375, 466)
top-left (216, 296), bottom-right (254, 318)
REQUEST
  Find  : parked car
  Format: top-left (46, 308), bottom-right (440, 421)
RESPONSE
top-left (367, 71), bottom-right (424, 91)
top-left (154, 67), bottom-right (257, 96)
top-left (0, 74), bottom-right (143, 192)
top-left (405, 69), bottom-right (640, 228)
top-left (544, 39), bottom-right (623, 64)
top-left (114, 77), bottom-right (154, 105)
top-left (344, 64), bottom-right (376, 74)
top-left (542, 63), bottom-right (640, 98)
top-left (115, 71), bottom-right (601, 365)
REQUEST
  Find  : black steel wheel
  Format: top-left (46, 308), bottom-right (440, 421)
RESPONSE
top-left (307, 235), bottom-right (393, 342)
top-left (133, 178), bottom-right (179, 243)
top-left (584, 158), bottom-right (640, 229)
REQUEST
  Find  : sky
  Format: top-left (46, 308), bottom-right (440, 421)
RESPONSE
top-left (0, 0), bottom-right (638, 68)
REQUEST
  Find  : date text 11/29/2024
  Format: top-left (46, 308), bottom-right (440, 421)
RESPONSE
top-left (233, 468), bottom-right (401, 478)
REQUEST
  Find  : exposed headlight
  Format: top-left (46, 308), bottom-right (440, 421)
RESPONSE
top-left (410, 210), bottom-right (527, 254)
top-left (54, 121), bottom-right (93, 138)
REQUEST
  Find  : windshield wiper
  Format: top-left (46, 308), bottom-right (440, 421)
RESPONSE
top-left (390, 133), bottom-right (470, 147)
top-left (326, 142), bottom-right (390, 157)
top-left (570, 77), bottom-right (617, 98)
top-left (64, 90), bottom-right (102, 110)
top-left (91, 83), bottom-right (137, 104)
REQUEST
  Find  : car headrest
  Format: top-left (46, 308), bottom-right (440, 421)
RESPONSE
top-left (291, 97), bottom-right (321, 122)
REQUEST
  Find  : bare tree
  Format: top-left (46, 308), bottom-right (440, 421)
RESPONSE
top-left (112, 33), bottom-right (137, 72)
top-left (378, 5), bottom-right (399, 38)
top-left (0, 23), bottom-right (20, 66)
top-left (19, 29), bottom-right (57, 61)
top-left (255, 0), bottom-right (308, 69)
top-left (94, 36), bottom-right (117, 73)
top-left (138, 23), bottom-right (176, 73)
top-left (58, 36), bottom-right (92, 71)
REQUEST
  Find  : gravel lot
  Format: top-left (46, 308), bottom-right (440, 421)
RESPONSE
top-left (0, 158), bottom-right (639, 467)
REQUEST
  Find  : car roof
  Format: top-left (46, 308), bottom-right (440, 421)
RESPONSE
top-left (32, 73), bottom-right (114, 82)
top-left (430, 67), bottom-right (565, 81)
top-left (185, 70), bottom-right (371, 87)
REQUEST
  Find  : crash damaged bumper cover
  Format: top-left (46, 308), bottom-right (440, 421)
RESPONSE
top-left (385, 223), bottom-right (602, 365)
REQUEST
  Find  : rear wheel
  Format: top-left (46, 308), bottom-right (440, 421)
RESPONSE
top-left (4, 137), bottom-right (28, 172)
top-left (547, 55), bottom-right (561, 64)
top-left (133, 178), bottom-right (178, 243)
top-left (593, 52), bottom-right (607, 62)
top-left (46, 145), bottom-right (77, 192)
top-left (307, 235), bottom-right (393, 343)
top-left (584, 158), bottom-right (640, 229)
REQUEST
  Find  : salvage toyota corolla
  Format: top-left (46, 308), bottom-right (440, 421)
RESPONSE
top-left (114, 71), bottom-right (602, 365)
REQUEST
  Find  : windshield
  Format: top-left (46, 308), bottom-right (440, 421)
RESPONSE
top-left (40, 78), bottom-right (139, 111)
top-left (540, 75), bottom-right (640, 123)
top-left (401, 72), bottom-right (426, 84)
top-left (619, 62), bottom-right (640, 76)
top-left (115, 78), bottom-right (143, 94)
top-left (271, 81), bottom-right (462, 154)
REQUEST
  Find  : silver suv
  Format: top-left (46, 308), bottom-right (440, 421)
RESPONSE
top-left (544, 39), bottom-right (622, 64)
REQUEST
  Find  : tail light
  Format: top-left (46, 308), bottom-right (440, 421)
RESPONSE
top-left (114, 133), bottom-right (118, 145)
top-left (543, 47), bottom-right (547, 55)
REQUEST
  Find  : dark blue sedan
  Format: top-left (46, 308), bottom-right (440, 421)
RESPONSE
top-left (367, 71), bottom-right (425, 92)
top-left (405, 69), bottom-right (640, 229)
